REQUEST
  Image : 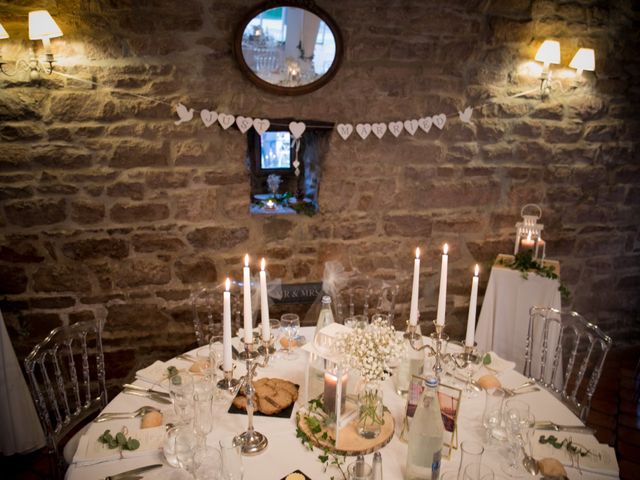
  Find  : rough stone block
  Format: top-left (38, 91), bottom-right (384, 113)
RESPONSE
top-left (62, 238), bottom-right (129, 260)
top-left (110, 140), bottom-right (168, 168)
top-left (186, 226), bottom-right (249, 249)
top-left (4, 199), bottom-right (66, 227)
top-left (0, 265), bottom-right (28, 294)
top-left (112, 259), bottom-right (171, 288)
top-left (70, 200), bottom-right (105, 224)
top-left (174, 189), bottom-right (217, 222)
top-left (33, 265), bottom-right (92, 293)
top-left (132, 234), bottom-right (185, 253)
top-left (110, 203), bottom-right (170, 223)
top-left (106, 182), bottom-right (145, 200)
top-left (383, 215), bottom-right (432, 237)
top-left (145, 171), bottom-right (190, 189)
top-left (175, 256), bottom-right (217, 284)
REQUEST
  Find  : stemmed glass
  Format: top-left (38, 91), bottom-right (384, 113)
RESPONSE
top-left (162, 370), bottom-right (195, 426)
top-left (463, 349), bottom-right (484, 398)
top-left (280, 313), bottom-right (300, 360)
top-left (269, 318), bottom-right (282, 360)
top-left (501, 400), bottom-right (530, 477)
top-left (193, 376), bottom-right (215, 449)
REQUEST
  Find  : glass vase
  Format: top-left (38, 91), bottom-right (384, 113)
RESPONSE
top-left (357, 381), bottom-right (384, 439)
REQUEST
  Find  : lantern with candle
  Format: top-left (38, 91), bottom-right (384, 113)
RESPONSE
top-left (514, 204), bottom-right (545, 260)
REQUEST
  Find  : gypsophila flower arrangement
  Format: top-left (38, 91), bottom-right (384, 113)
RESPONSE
top-left (334, 317), bottom-right (404, 383)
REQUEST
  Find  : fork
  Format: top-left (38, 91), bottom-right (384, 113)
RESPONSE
top-left (94, 405), bottom-right (160, 423)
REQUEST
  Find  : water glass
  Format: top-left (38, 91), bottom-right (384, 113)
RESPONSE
top-left (175, 429), bottom-right (199, 475)
top-left (347, 458), bottom-right (373, 479)
top-left (209, 335), bottom-right (225, 375)
top-left (163, 370), bottom-right (195, 425)
top-left (163, 425), bottom-right (182, 468)
top-left (345, 314), bottom-right (368, 329)
top-left (194, 446), bottom-right (222, 480)
top-left (482, 388), bottom-right (505, 442)
top-left (195, 346), bottom-right (216, 381)
top-left (463, 462), bottom-right (494, 480)
top-left (456, 441), bottom-right (484, 480)
top-left (269, 318), bottom-right (282, 358)
top-left (219, 437), bottom-right (243, 480)
top-left (280, 313), bottom-right (300, 360)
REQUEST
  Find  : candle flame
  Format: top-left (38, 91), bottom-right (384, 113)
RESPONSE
top-left (244, 254), bottom-right (249, 267)
top-left (415, 247), bottom-right (420, 259)
top-left (474, 264), bottom-right (479, 276)
top-left (443, 243), bottom-right (449, 255)
top-left (260, 258), bottom-right (266, 271)
top-left (225, 278), bottom-right (230, 291)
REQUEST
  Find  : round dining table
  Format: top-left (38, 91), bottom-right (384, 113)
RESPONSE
top-left (65, 327), bottom-right (617, 480)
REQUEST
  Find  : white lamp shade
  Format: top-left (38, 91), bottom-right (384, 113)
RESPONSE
top-left (0, 22), bottom-right (8, 40)
top-left (28, 10), bottom-right (63, 40)
top-left (535, 40), bottom-right (561, 65)
top-left (569, 48), bottom-right (595, 72)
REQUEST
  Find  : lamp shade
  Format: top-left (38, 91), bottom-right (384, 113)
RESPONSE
top-left (569, 48), bottom-right (595, 72)
top-left (0, 22), bottom-right (8, 40)
top-left (28, 10), bottom-right (63, 40)
top-left (535, 40), bottom-right (561, 65)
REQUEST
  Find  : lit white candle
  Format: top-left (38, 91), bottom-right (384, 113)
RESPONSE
top-left (436, 243), bottom-right (449, 326)
top-left (223, 278), bottom-right (232, 371)
top-left (409, 247), bottom-right (421, 326)
top-left (259, 258), bottom-right (270, 341)
top-left (243, 254), bottom-right (253, 344)
top-left (465, 265), bottom-right (479, 347)
top-left (521, 232), bottom-right (535, 250)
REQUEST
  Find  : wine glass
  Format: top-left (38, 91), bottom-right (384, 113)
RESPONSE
top-left (463, 462), bottom-right (494, 480)
top-left (162, 370), bottom-right (195, 426)
top-left (193, 379), bottom-right (214, 449)
top-left (280, 313), bottom-right (300, 360)
top-left (501, 400), bottom-right (530, 477)
top-left (463, 349), bottom-right (484, 398)
top-left (219, 437), bottom-right (243, 480)
top-left (482, 388), bottom-right (506, 443)
top-left (269, 318), bottom-right (282, 359)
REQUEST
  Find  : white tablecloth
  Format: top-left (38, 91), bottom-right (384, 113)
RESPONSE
top-left (66, 327), bottom-right (615, 480)
top-left (0, 310), bottom-right (46, 455)
top-left (476, 262), bottom-right (562, 384)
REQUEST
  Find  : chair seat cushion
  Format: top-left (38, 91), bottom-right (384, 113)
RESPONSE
top-left (62, 422), bottom-right (91, 465)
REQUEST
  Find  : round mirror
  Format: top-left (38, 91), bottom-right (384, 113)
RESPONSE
top-left (234, 1), bottom-right (343, 95)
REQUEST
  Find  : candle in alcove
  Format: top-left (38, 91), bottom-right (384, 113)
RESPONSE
top-left (323, 369), bottom-right (348, 416)
top-left (465, 265), bottom-right (480, 348)
top-left (223, 278), bottom-right (232, 371)
top-left (436, 243), bottom-right (449, 326)
top-left (259, 258), bottom-right (270, 342)
top-left (409, 248), bottom-right (421, 326)
top-left (243, 254), bottom-right (253, 344)
top-left (521, 232), bottom-right (535, 251)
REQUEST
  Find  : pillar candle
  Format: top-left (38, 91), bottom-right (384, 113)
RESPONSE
top-left (409, 248), bottom-right (421, 326)
top-left (436, 243), bottom-right (449, 326)
top-left (259, 258), bottom-right (270, 341)
top-left (243, 254), bottom-right (253, 344)
top-left (223, 278), bottom-right (232, 371)
top-left (465, 265), bottom-right (479, 347)
top-left (323, 370), bottom-right (348, 416)
top-left (521, 232), bottom-right (535, 251)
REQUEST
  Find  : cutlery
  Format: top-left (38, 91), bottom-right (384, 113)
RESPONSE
top-left (521, 445), bottom-right (540, 475)
top-left (534, 421), bottom-right (594, 434)
top-left (105, 463), bottom-right (162, 480)
top-left (177, 353), bottom-right (196, 362)
top-left (123, 384), bottom-right (170, 398)
top-left (95, 406), bottom-right (160, 422)
top-left (502, 386), bottom-right (540, 397)
top-left (123, 388), bottom-right (172, 404)
top-left (445, 372), bottom-right (482, 391)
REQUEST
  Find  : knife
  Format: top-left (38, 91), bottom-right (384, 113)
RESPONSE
top-left (105, 463), bottom-right (162, 480)
top-left (535, 421), bottom-right (594, 434)
top-left (123, 384), bottom-right (170, 398)
top-left (123, 388), bottom-right (172, 404)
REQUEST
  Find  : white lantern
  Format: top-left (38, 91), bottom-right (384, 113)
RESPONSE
top-left (514, 204), bottom-right (545, 260)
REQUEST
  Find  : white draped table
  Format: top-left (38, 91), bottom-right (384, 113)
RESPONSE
top-left (66, 327), bottom-right (614, 480)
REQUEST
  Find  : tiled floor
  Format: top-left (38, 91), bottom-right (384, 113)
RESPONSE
top-left (2, 345), bottom-right (639, 479)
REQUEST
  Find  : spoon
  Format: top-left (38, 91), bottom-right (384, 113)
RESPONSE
top-left (521, 445), bottom-right (540, 475)
top-left (94, 405), bottom-right (160, 422)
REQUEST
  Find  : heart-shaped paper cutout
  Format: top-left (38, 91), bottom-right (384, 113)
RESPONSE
top-left (404, 119), bottom-right (419, 136)
top-left (418, 117), bottom-right (433, 133)
top-left (432, 114), bottom-right (446, 130)
top-left (356, 123), bottom-right (372, 140)
top-left (388, 121), bottom-right (404, 137)
top-left (372, 123), bottom-right (387, 139)
top-left (235, 116), bottom-right (253, 134)
top-left (218, 113), bottom-right (235, 130)
top-left (200, 109), bottom-right (218, 127)
top-left (253, 118), bottom-right (270, 135)
top-left (336, 123), bottom-right (353, 140)
top-left (289, 121), bottom-right (306, 139)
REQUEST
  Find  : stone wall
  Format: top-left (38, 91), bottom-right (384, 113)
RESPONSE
top-left (0, 0), bottom-right (638, 388)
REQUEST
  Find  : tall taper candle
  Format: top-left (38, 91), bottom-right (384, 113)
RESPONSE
top-left (465, 265), bottom-right (479, 347)
top-left (409, 247), bottom-right (421, 326)
top-left (259, 258), bottom-right (270, 341)
top-left (436, 243), bottom-right (449, 326)
top-left (243, 254), bottom-right (253, 344)
top-left (223, 278), bottom-right (232, 371)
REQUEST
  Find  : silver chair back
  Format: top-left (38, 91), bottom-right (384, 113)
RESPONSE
top-left (524, 306), bottom-right (612, 422)
top-left (192, 285), bottom-right (240, 345)
top-left (334, 282), bottom-right (399, 323)
top-left (24, 318), bottom-right (107, 476)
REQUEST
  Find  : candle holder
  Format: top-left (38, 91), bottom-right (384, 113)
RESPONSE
top-left (236, 338), bottom-right (260, 361)
top-left (217, 369), bottom-right (240, 391)
top-left (408, 321), bottom-right (452, 379)
top-left (453, 344), bottom-right (481, 367)
top-left (257, 335), bottom-right (276, 356)
top-left (233, 335), bottom-right (274, 455)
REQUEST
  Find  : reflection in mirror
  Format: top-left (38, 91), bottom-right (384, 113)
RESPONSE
top-left (236, 3), bottom-right (342, 94)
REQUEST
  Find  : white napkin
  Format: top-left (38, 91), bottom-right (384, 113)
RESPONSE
top-left (532, 430), bottom-right (619, 477)
top-left (73, 423), bottom-right (165, 466)
top-left (482, 351), bottom-right (516, 372)
top-left (135, 360), bottom-right (169, 385)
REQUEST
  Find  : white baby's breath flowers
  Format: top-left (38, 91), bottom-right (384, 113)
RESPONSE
top-left (334, 317), bottom-right (404, 383)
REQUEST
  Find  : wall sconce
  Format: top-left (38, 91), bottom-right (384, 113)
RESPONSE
top-left (533, 40), bottom-right (595, 98)
top-left (0, 10), bottom-right (63, 79)
top-left (569, 47), bottom-right (595, 77)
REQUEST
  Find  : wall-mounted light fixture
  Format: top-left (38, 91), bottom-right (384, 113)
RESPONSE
top-left (534, 39), bottom-right (595, 98)
top-left (0, 10), bottom-right (63, 80)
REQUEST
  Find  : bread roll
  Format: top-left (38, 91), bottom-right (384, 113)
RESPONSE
top-left (141, 411), bottom-right (163, 429)
top-left (477, 374), bottom-right (502, 390)
top-left (189, 359), bottom-right (210, 373)
top-left (538, 457), bottom-right (568, 477)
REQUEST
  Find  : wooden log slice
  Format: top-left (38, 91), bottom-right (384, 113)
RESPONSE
top-left (296, 410), bottom-right (394, 456)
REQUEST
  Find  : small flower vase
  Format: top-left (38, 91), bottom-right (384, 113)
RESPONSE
top-left (357, 381), bottom-right (384, 439)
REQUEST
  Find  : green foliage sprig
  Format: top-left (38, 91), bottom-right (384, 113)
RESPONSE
top-left (499, 251), bottom-right (571, 300)
top-left (539, 434), bottom-right (596, 458)
top-left (98, 429), bottom-right (140, 452)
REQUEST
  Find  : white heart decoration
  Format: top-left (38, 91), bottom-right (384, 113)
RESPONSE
top-left (336, 123), bottom-right (353, 140)
top-left (388, 121), bottom-right (404, 137)
top-left (235, 116), bottom-right (253, 134)
top-left (432, 114), bottom-right (447, 130)
top-left (200, 109), bottom-right (218, 127)
top-left (372, 123), bottom-right (387, 139)
top-left (418, 117), bottom-right (433, 133)
top-left (289, 121), bottom-right (306, 139)
top-left (218, 113), bottom-right (235, 130)
top-left (458, 107), bottom-right (473, 124)
top-left (253, 118), bottom-right (270, 135)
top-left (356, 123), bottom-right (372, 140)
top-left (404, 119), bottom-right (419, 136)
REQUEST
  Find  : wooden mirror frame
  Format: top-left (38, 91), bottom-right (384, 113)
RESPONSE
top-left (233, 0), bottom-right (344, 96)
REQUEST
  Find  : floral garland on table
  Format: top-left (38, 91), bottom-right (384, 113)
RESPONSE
top-left (498, 250), bottom-right (571, 300)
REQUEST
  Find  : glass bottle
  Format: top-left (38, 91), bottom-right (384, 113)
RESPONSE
top-left (314, 295), bottom-right (335, 353)
top-left (394, 324), bottom-right (424, 396)
top-left (406, 376), bottom-right (444, 480)
top-left (308, 296), bottom-right (336, 404)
